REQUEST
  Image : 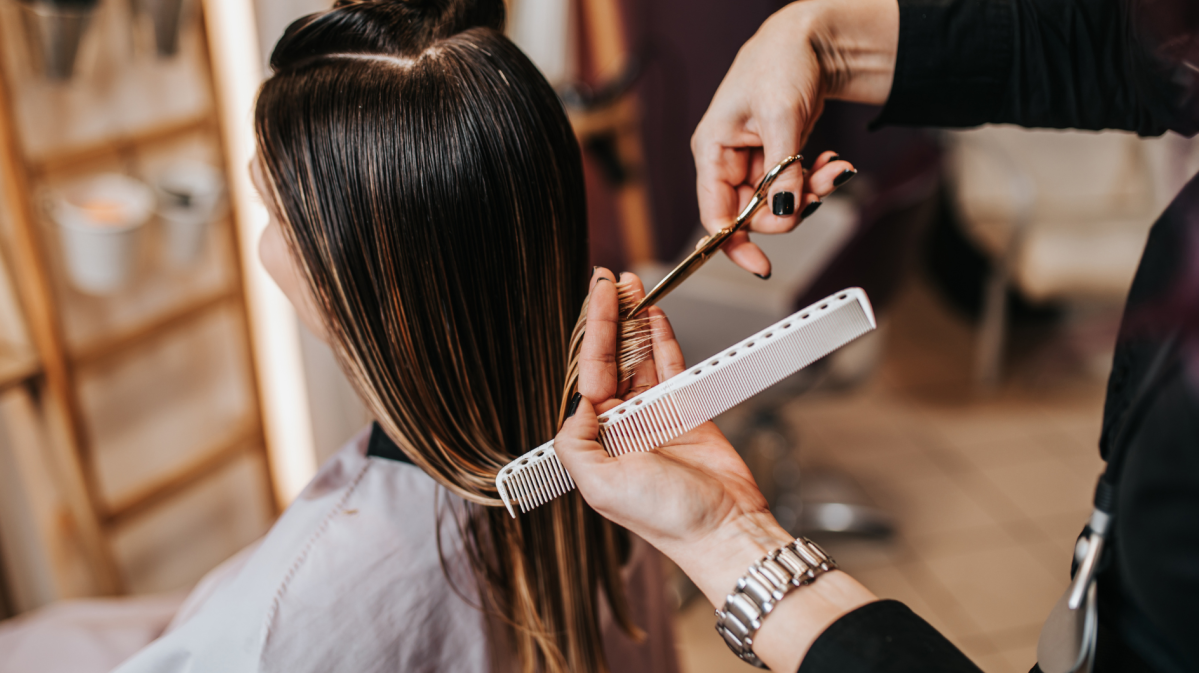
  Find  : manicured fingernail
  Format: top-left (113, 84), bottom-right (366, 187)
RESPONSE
top-left (565, 392), bottom-right (582, 418)
top-left (833, 169), bottom-right (857, 187)
top-left (754, 271), bottom-right (772, 280)
top-left (828, 154), bottom-right (841, 163)
top-left (592, 266), bottom-right (599, 276)
top-left (771, 191), bottom-right (795, 216)
top-left (800, 200), bottom-right (822, 219)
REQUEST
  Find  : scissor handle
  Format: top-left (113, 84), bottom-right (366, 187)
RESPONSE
top-left (729, 154), bottom-right (805, 234)
top-left (628, 154), bottom-right (803, 317)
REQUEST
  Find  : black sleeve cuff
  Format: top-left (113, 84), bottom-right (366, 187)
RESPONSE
top-left (872, 0), bottom-right (1015, 129)
top-left (798, 600), bottom-right (984, 673)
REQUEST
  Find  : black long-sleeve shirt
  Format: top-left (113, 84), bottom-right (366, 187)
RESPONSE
top-left (797, 1), bottom-right (1199, 671)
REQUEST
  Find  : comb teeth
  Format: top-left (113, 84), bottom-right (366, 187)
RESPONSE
top-left (496, 288), bottom-right (876, 517)
top-left (599, 394), bottom-right (687, 456)
top-left (495, 442), bottom-right (574, 517)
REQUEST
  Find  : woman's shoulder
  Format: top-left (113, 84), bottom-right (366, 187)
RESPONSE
top-left (117, 428), bottom-right (486, 673)
top-left (245, 424), bottom-right (457, 596)
top-left (256, 427), bottom-right (486, 671)
top-left (279, 425), bottom-right (463, 576)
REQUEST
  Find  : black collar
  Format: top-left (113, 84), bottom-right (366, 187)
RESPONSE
top-left (366, 422), bottom-right (415, 465)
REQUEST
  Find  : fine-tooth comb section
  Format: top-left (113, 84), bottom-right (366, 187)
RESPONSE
top-left (495, 288), bottom-right (876, 517)
top-left (496, 441), bottom-right (574, 516)
top-left (599, 394), bottom-right (687, 456)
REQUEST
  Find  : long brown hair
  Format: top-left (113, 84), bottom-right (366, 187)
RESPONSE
top-left (253, 0), bottom-right (639, 671)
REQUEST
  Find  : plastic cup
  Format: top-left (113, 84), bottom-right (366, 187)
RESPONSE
top-left (52, 173), bottom-right (155, 294)
top-left (154, 160), bottom-right (225, 266)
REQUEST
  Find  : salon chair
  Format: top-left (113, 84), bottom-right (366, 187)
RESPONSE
top-left (945, 127), bottom-right (1192, 387)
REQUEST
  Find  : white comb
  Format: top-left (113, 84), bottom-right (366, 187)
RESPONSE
top-left (495, 287), bottom-right (876, 517)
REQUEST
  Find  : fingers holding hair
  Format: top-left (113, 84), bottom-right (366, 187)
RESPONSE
top-left (589, 265), bottom-right (614, 292)
top-left (648, 306), bottom-right (686, 381)
top-left (579, 267), bottom-right (619, 404)
top-left (619, 272), bottom-right (660, 399)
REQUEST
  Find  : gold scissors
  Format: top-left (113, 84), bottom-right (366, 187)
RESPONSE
top-left (627, 155), bottom-right (803, 318)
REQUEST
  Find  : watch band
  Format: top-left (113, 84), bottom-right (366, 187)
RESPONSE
top-left (714, 537), bottom-right (838, 669)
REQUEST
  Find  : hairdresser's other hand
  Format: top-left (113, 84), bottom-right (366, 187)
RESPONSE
top-left (560, 268), bottom-right (876, 672)
top-left (691, 0), bottom-right (899, 278)
top-left (564, 269), bottom-right (787, 602)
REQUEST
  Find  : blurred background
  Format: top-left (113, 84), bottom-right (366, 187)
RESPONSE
top-left (0, 0), bottom-right (1195, 671)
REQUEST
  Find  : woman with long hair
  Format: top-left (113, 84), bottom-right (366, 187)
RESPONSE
top-left (109, 0), bottom-right (684, 671)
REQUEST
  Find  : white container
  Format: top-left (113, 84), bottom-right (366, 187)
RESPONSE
top-left (52, 173), bottom-right (155, 295)
top-left (154, 160), bottom-right (225, 266)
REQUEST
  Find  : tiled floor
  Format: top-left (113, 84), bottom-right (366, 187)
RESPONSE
top-left (674, 281), bottom-right (1118, 673)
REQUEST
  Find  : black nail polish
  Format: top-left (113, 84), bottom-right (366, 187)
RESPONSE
top-left (754, 271), bottom-right (772, 280)
top-left (828, 154), bottom-right (841, 163)
top-left (771, 191), bottom-right (795, 216)
top-left (595, 276), bottom-right (612, 284)
top-left (592, 266), bottom-right (599, 276)
top-left (833, 169), bottom-right (857, 188)
top-left (565, 392), bottom-right (583, 418)
top-left (800, 200), bottom-right (822, 219)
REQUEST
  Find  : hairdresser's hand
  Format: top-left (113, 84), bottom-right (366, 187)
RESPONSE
top-left (558, 268), bottom-right (876, 672)
top-left (692, 0), bottom-right (899, 278)
top-left (561, 269), bottom-right (789, 604)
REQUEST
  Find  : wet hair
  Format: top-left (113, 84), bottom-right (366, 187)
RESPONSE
top-left (253, 1), bottom-right (639, 671)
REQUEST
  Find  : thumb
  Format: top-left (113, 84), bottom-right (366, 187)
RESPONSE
top-left (555, 395), bottom-right (606, 475)
top-left (556, 395), bottom-right (628, 513)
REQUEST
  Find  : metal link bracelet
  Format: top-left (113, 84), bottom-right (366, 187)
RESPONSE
top-left (714, 537), bottom-right (838, 669)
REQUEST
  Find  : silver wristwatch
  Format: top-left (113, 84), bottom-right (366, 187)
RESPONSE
top-left (714, 537), bottom-right (838, 669)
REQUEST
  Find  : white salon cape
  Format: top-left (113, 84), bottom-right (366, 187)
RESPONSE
top-left (0, 426), bottom-right (677, 673)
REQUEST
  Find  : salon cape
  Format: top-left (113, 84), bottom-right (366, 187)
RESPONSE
top-left (110, 425), bottom-right (678, 673)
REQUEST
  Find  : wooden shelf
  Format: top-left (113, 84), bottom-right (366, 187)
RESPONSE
top-left (0, 0), bottom-right (278, 600)
top-left (103, 418), bottom-right (260, 528)
top-left (46, 214), bottom-right (240, 354)
top-left (30, 116), bottom-right (215, 178)
top-left (72, 286), bottom-right (239, 368)
top-left (0, 347), bottom-right (39, 393)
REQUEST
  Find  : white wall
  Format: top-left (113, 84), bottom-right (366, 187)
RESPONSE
top-left (253, 0), bottom-right (328, 71)
top-left (297, 326), bottom-right (370, 465)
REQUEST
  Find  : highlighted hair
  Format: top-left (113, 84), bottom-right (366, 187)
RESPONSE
top-left (254, 1), bottom-right (640, 671)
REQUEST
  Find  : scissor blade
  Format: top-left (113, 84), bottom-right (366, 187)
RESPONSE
top-left (628, 248), bottom-right (712, 317)
top-left (627, 154), bottom-right (805, 317)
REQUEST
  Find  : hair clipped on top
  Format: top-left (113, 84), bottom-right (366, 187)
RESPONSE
top-left (272, 0), bottom-right (505, 68)
top-left (254, 1), bottom-right (641, 672)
